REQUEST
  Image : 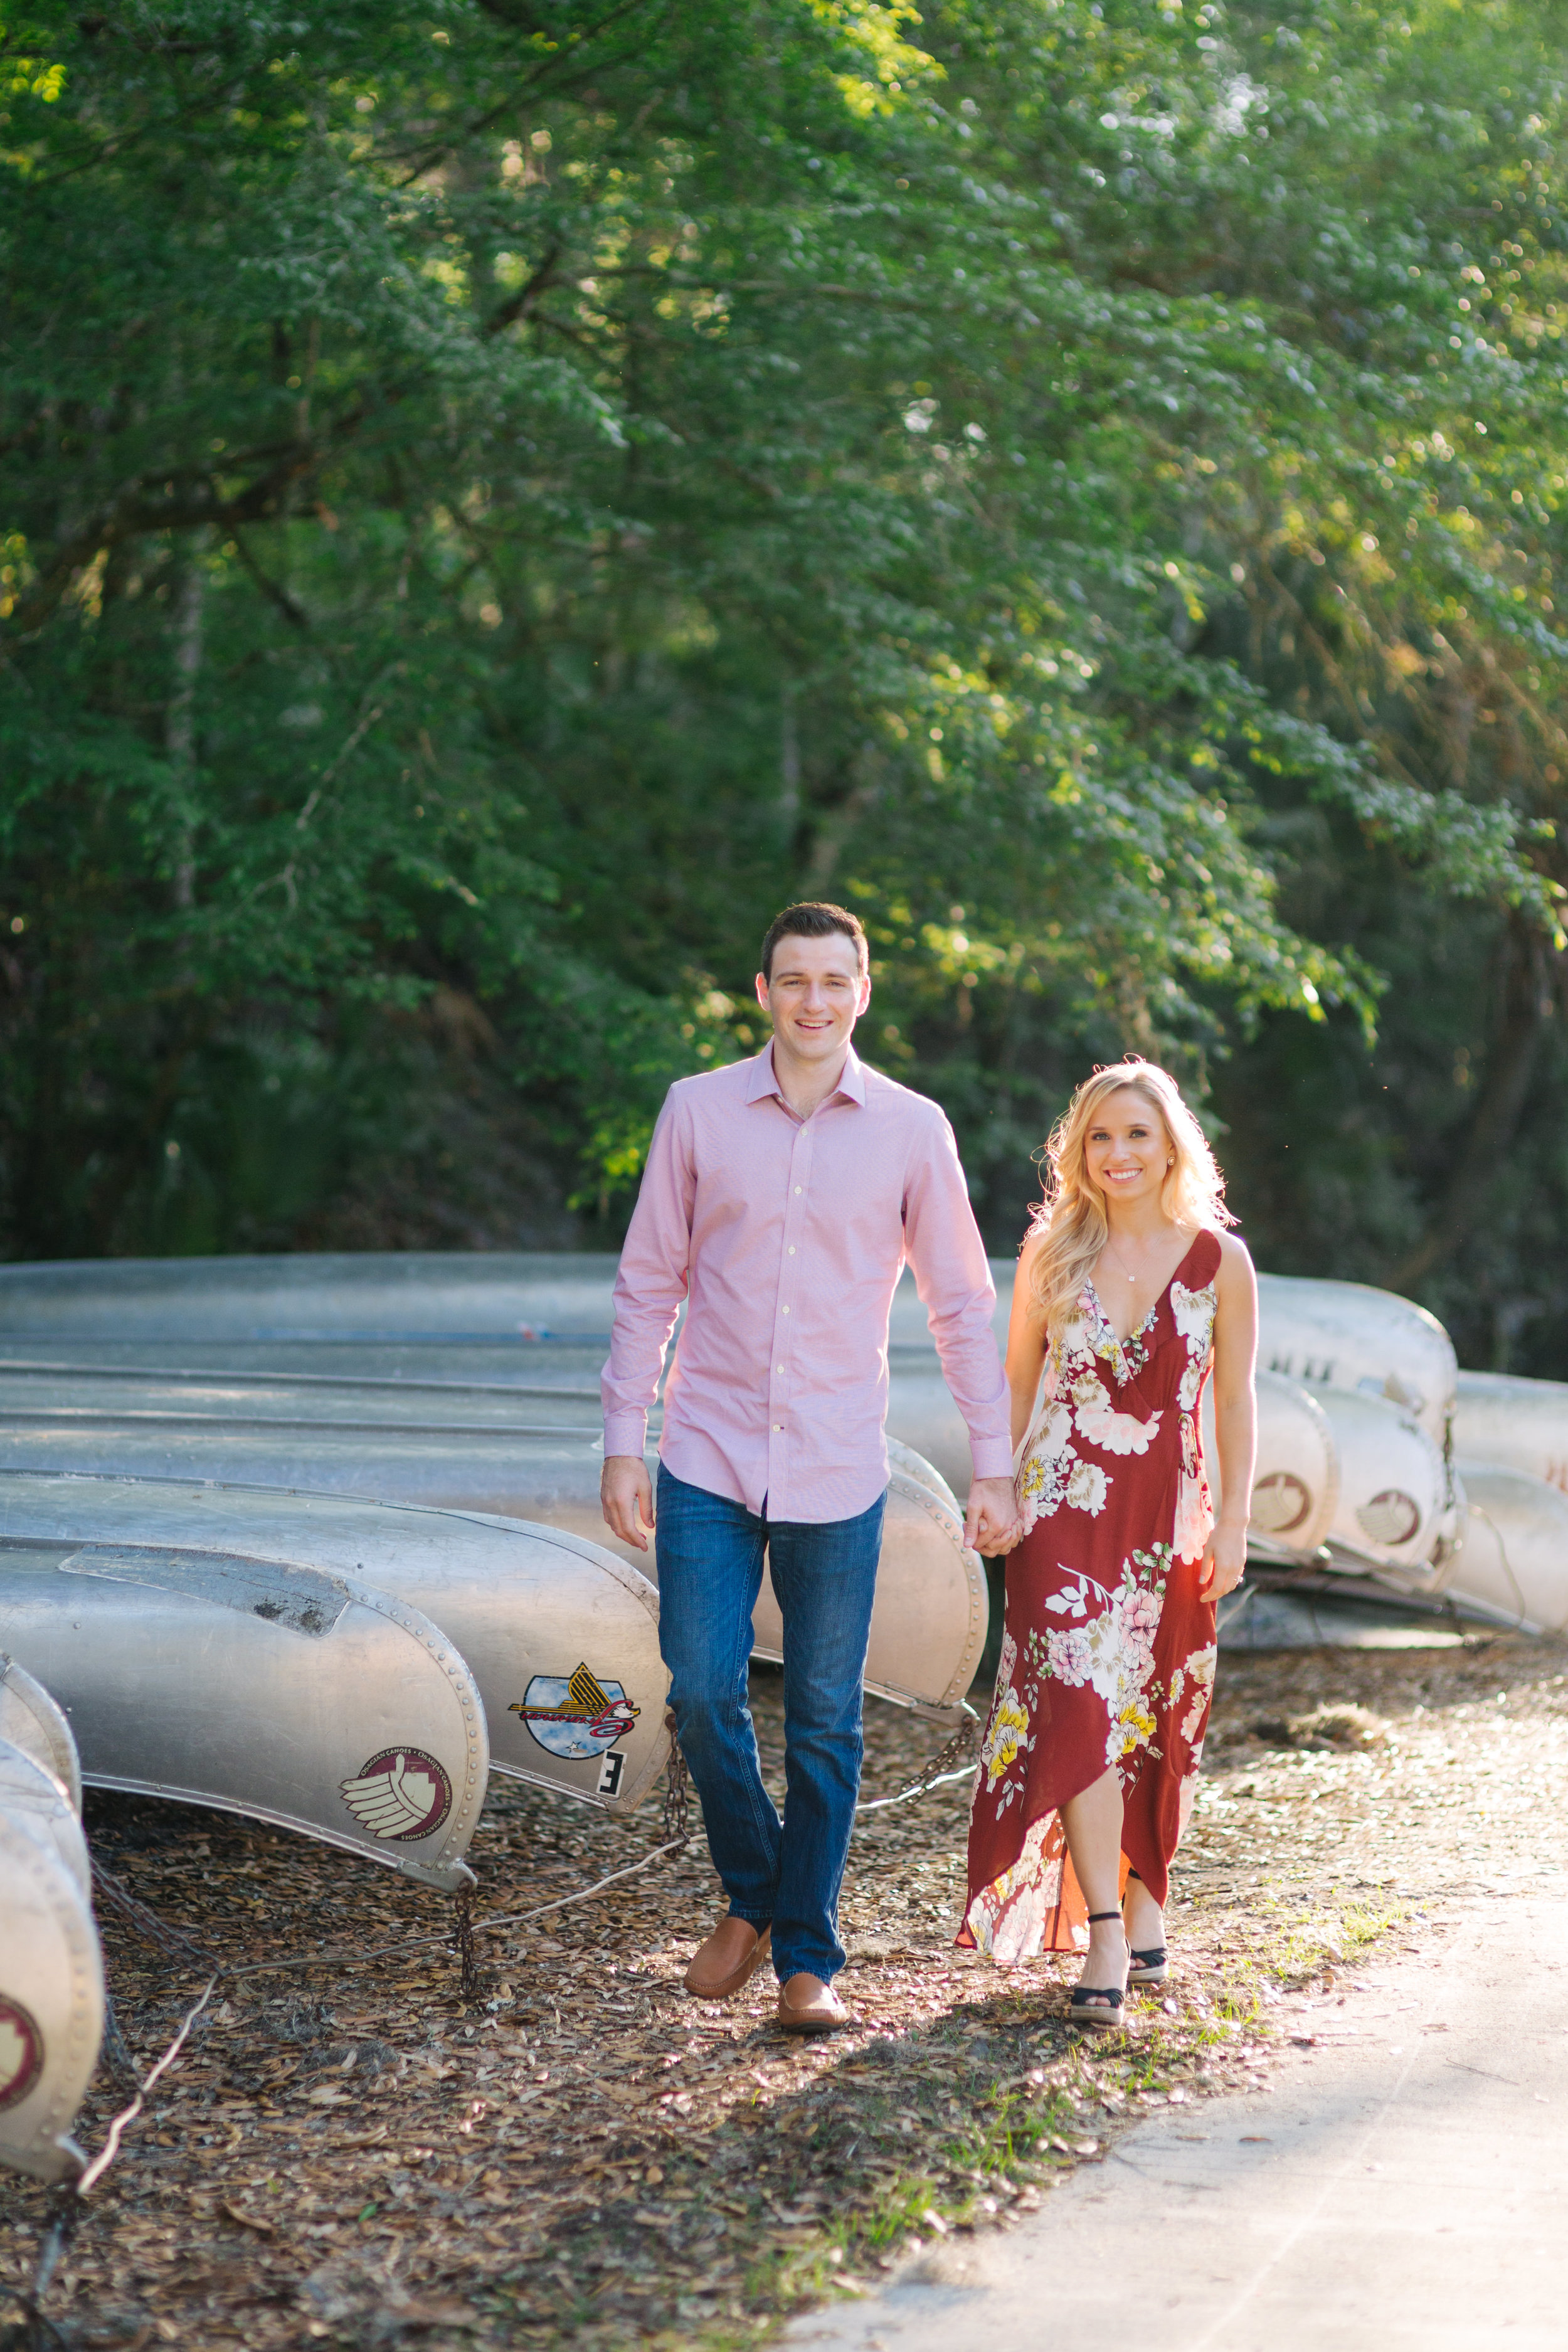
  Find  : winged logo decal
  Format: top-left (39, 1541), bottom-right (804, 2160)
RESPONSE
top-left (339, 1747), bottom-right (453, 1842)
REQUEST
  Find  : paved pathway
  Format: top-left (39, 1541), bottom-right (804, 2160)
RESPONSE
top-left (787, 1890), bottom-right (1567, 2351)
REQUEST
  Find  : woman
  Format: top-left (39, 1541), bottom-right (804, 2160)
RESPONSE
top-left (958, 1059), bottom-right (1256, 2026)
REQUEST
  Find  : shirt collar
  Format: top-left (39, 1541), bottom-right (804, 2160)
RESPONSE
top-left (745, 1040), bottom-right (866, 1108)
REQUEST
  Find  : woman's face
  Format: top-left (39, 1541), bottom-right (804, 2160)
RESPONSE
top-left (1083, 1088), bottom-right (1171, 1210)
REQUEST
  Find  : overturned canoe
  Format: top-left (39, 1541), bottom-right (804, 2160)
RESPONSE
top-left (751, 1465), bottom-right (985, 1720)
top-left (1200, 1370), bottom-right (1339, 1564)
top-left (0, 1474), bottom-right (667, 1818)
top-left (0, 1251), bottom-right (622, 1347)
top-left (1445, 1459), bottom-right (1568, 1635)
top-left (0, 1738), bottom-right (89, 1897)
top-left (1252, 1274), bottom-right (1456, 1452)
top-left (0, 1382), bottom-right (982, 1721)
top-left (0, 1655), bottom-right (81, 1813)
top-left (0, 1527), bottom-right (487, 1888)
top-left (903, 1262), bottom-right (1459, 1454)
top-left (1452, 1370), bottom-right (1568, 1497)
top-left (0, 1814), bottom-right (103, 2184)
top-left (1311, 1386), bottom-right (1456, 1585)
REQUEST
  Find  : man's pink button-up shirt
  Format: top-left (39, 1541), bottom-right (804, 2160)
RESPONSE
top-left (601, 1042), bottom-right (1012, 1522)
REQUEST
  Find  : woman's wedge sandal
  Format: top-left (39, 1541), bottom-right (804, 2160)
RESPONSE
top-left (1069, 1911), bottom-right (1129, 2033)
top-left (1123, 1876), bottom-right (1167, 1987)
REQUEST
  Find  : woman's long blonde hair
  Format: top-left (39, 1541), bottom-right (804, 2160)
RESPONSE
top-left (1026, 1059), bottom-right (1234, 1348)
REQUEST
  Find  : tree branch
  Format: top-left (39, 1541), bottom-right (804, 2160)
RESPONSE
top-left (230, 528), bottom-right (309, 630)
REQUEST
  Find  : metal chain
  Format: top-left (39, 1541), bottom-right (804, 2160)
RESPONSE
top-left (449, 1887), bottom-right (487, 2008)
top-left (0, 2186), bottom-right (78, 2351)
top-left (660, 1710), bottom-right (692, 1848)
top-left (856, 1705), bottom-right (979, 1814)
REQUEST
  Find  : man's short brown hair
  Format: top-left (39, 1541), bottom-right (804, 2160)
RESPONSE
top-left (759, 901), bottom-right (869, 982)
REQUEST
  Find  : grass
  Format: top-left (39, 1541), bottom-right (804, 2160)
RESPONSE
top-left (487, 1879), bottom-right (1411, 2352)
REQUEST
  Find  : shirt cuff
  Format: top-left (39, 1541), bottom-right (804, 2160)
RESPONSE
top-left (603, 1411), bottom-right (651, 1459)
top-left (968, 1434), bottom-right (1015, 1483)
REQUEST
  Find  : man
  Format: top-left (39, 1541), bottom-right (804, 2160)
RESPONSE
top-left (601, 901), bottom-right (1019, 2033)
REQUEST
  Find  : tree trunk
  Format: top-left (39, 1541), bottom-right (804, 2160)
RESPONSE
top-left (166, 532), bottom-right (209, 909)
top-left (1392, 919), bottom-right (1554, 1290)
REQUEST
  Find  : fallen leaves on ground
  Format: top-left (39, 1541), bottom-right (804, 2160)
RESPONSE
top-left (3, 1631), bottom-right (1565, 2349)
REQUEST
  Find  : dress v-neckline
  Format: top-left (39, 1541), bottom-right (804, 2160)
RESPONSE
top-left (1084, 1233), bottom-right (1205, 1360)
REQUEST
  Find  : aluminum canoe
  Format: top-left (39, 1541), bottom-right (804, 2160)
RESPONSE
top-left (0, 1250), bottom-right (623, 1346)
top-left (1200, 1370), bottom-right (1339, 1564)
top-left (1452, 1370), bottom-right (1568, 1496)
top-left (1310, 1385), bottom-right (1458, 1584)
top-left (0, 1653), bottom-right (81, 1812)
top-left (0, 1250), bottom-right (992, 1488)
top-left (1445, 1459), bottom-right (1568, 1634)
top-left (0, 1244), bottom-right (1463, 1444)
top-left (0, 1381), bottom-right (984, 1722)
top-left (0, 1812), bottom-right (103, 2184)
top-left (0, 1529), bottom-right (486, 1888)
top-left (1252, 1274), bottom-right (1456, 1452)
top-left (893, 1264), bottom-right (1458, 1520)
top-left (0, 1737), bottom-right (89, 1899)
top-left (0, 1473), bottom-right (667, 1819)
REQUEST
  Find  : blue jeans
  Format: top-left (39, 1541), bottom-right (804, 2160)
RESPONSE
top-left (654, 1463), bottom-right (885, 1985)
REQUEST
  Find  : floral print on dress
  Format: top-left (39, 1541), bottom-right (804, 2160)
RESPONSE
top-left (1071, 1367), bottom-right (1162, 1456)
top-left (1179, 1643), bottom-right (1217, 1745)
top-left (961, 1231), bottom-right (1226, 1964)
top-left (979, 1629), bottom-right (1034, 1795)
top-left (1041, 1547), bottom-right (1172, 1774)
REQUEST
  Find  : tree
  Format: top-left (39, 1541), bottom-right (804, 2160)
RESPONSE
top-left (3, 1), bottom-right (1567, 1369)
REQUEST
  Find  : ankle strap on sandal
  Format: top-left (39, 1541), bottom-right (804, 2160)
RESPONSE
top-left (1086, 1910), bottom-right (1123, 1923)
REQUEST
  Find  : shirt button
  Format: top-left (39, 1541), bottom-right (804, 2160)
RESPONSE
top-left (773, 1422), bottom-right (783, 1432)
top-left (788, 1246), bottom-right (796, 1256)
top-left (794, 1185), bottom-right (802, 1194)
top-left (782, 1306), bottom-right (790, 1315)
top-left (776, 1364), bottom-right (784, 1373)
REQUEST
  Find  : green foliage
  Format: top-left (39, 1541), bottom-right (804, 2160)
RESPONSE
top-left (5, 0), bottom-right (1568, 1363)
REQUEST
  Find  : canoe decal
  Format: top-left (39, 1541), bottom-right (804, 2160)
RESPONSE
top-left (510, 1664), bottom-right (640, 1767)
top-left (0, 1996), bottom-right (44, 2111)
top-left (339, 1749), bottom-right (453, 1842)
top-left (1356, 1488), bottom-right (1421, 1548)
top-left (1250, 1470), bottom-right (1312, 1535)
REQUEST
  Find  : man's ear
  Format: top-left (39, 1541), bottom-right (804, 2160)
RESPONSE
top-left (856, 972), bottom-right (872, 1015)
top-left (754, 970), bottom-right (771, 1012)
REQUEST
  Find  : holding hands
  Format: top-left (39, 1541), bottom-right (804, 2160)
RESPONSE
top-left (965, 1474), bottom-right (1023, 1557)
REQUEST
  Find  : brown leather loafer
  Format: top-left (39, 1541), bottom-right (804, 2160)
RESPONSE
top-left (776, 1972), bottom-right (852, 2034)
top-left (684, 1913), bottom-right (772, 1998)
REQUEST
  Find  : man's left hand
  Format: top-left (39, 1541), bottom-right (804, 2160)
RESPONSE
top-left (965, 1475), bottom-right (1022, 1555)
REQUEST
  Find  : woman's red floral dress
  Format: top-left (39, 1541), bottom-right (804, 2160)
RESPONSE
top-left (959, 1231), bottom-right (1222, 1963)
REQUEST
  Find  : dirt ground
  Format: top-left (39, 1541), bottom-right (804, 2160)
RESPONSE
top-left (3, 1626), bottom-right (1566, 2351)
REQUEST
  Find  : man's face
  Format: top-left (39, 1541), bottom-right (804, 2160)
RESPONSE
top-left (755, 932), bottom-right (871, 1062)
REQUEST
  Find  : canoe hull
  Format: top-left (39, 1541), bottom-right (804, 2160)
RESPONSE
top-left (0, 1475), bottom-right (668, 1820)
top-left (0, 1739), bottom-right (89, 1899)
top-left (1202, 1370), bottom-right (1339, 1563)
top-left (0, 1816), bottom-right (103, 2184)
top-left (1252, 1273), bottom-right (1456, 1452)
top-left (750, 1469), bottom-right (985, 1719)
top-left (0, 1655), bottom-right (81, 1813)
top-left (1453, 1371), bottom-right (1568, 1496)
top-left (1312, 1387), bottom-right (1456, 1584)
top-left (0, 1532), bottom-right (487, 1888)
top-left (0, 1394), bottom-right (980, 1719)
top-left (1446, 1459), bottom-right (1568, 1634)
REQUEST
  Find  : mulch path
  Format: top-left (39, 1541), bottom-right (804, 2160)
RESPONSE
top-left (3, 1629), bottom-right (1566, 2349)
